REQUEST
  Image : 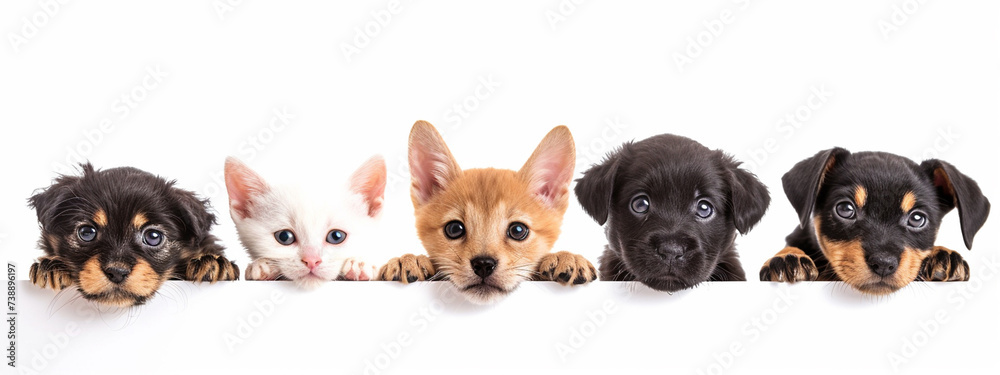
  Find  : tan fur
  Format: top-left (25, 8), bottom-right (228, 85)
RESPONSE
top-left (854, 185), bottom-right (867, 208)
top-left (814, 217), bottom-right (931, 294)
top-left (93, 209), bottom-right (107, 227)
top-left (132, 213), bottom-right (148, 229)
top-left (920, 246), bottom-right (969, 281)
top-left (124, 259), bottom-right (165, 296)
top-left (901, 191), bottom-right (916, 212)
top-left (29, 256), bottom-right (74, 291)
top-left (933, 168), bottom-right (957, 204)
top-left (760, 247), bottom-right (818, 282)
top-left (78, 256), bottom-right (112, 297)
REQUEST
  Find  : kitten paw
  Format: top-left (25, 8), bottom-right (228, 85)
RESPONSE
top-left (339, 258), bottom-right (378, 281)
top-left (535, 251), bottom-right (597, 286)
top-left (245, 259), bottom-right (280, 281)
top-left (378, 254), bottom-right (435, 283)
top-left (920, 246), bottom-right (969, 282)
top-left (760, 247), bottom-right (818, 282)
top-left (29, 256), bottom-right (74, 291)
top-left (184, 254), bottom-right (240, 283)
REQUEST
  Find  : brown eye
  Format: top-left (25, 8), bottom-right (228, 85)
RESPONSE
top-left (444, 221), bottom-right (465, 240)
top-left (507, 222), bottom-right (529, 241)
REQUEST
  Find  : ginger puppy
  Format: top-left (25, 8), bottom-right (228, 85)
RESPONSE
top-left (379, 121), bottom-right (596, 304)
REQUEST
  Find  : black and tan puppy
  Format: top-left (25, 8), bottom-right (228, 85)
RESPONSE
top-left (760, 148), bottom-right (990, 295)
top-left (28, 164), bottom-right (239, 307)
top-left (576, 134), bottom-right (770, 292)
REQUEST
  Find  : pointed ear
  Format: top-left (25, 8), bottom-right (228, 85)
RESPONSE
top-left (224, 157), bottom-right (270, 220)
top-left (574, 145), bottom-right (627, 226)
top-left (350, 155), bottom-right (387, 218)
top-left (722, 153), bottom-right (770, 235)
top-left (921, 159), bottom-right (991, 249)
top-left (519, 126), bottom-right (576, 211)
top-left (781, 147), bottom-right (850, 229)
top-left (408, 120), bottom-right (462, 207)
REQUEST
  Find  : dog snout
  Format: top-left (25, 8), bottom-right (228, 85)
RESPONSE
top-left (103, 266), bottom-right (131, 284)
top-left (866, 253), bottom-right (899, 277)
top-left (470, 256), bottom-right (498, 278)
top-left (651, 235), bottom-right (696, 261)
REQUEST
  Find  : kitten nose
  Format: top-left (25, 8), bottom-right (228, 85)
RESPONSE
top-left (470, 256), bottom-right (498, 279)
top-left (301, 256), bottom-right (322, 270)
top-left (104, 266), bottom-right (130, 284)
top-left (867, 253), bottom-right (899, 277)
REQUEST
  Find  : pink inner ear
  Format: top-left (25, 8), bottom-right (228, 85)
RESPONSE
top-left (408, 123), bottom-right (458, 206)
top-left (350, 156), bottom-right (387, 218)
top-left (224, 158), bottom-right (269, 220)
top-left (524, 144), bottom-right (574, 208)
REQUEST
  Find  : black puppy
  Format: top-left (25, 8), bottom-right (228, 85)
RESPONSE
top-left (760, 148), bottom-right (990, 295)
top-left (28, 164), bottom-right (240, 307)
top-left (576, 134), bottom-right (770, 292)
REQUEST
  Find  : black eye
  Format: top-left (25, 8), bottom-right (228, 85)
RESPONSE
top-left (78, 226), bottom-right (97, 242)
top-left (444, 221), bottom-right (465, 240)
top-left (327, 230), bottom-right (347, 244)
top-left (274, 230), bottom-right (295, 245)
top-left (907, 211), bottom-right (927, 229)
top-left (143, 229), bottom-right (164, 247)
top-left (695, 200), bottom-right (714, 219)
top-left (631, 195), bottom-right (650, 214)
top-left (835, 202), bottom-right (856, 219)
top-left (507, 222), bottom-right (529, 241)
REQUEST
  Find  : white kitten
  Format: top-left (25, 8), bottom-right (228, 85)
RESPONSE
top-left (224, 156), bottom-right (386, 289)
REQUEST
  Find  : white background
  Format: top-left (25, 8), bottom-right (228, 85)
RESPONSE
top-left (1, 1), bottom-right (998, 374)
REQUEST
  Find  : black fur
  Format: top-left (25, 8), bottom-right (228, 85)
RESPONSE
top-left (775, 149), bottom-right (989, 287)
top-left (28, 163), bottom-right (237, 306)
top-left (575, 134), bottom-right (769, 292)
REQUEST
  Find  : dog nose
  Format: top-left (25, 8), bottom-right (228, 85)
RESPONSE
top-left (103, 266), bottom-right (131, 284)
top-left (867, 253), bottom-right (899, 277)
top-left (655, 243), bottom-right (685, 260)
top-left (471, 256), bottom-right (498, 279)
top-left (301, 256), bottom-right (322, 270)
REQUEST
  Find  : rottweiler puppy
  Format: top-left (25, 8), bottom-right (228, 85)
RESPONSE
top-left (576, 134), bottom-right (770, 292)
top-left (28, 163), bottom-right (240, 307)
top-left (760, 148), bottom-right (990, 295)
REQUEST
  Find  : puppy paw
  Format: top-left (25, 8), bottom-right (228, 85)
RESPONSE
top-left (184, 254), bottom-right (240, 283)
top-left (535, 251), bottom-right (597, 286)
top-left (339, 258), bottom-right (378, 281)
top-left (245, 258), bottom-right (280, 281)
top-left (378, 254), bottom-right (435, 283)
top-left (760, 247), bottom-right (818, 282)
top-left (919, 246), bottom-right (969, 282)
top-left (29, 256), bottom-right (74, 291)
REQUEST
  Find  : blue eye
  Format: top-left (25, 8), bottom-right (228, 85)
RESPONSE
top-left (695, 200), bottom-right (714, 219)
top-left (78, 226), bottom-right (97, 242)
top-left (274, 230), bottom-right (295, 245)
top-left (836, 202), bottom-right (856, 220)
top-left (326, 230), bottom-right (347, 244)
top-left (631, 195), bottom-right (650, 214)
top-left (143, 229), bottom-right (164, 247)
top-left (907, 211), bottom-right (927, 229)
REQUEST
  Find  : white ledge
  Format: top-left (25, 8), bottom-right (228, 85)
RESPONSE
top-left (10, 280), bottom-right (998, 374)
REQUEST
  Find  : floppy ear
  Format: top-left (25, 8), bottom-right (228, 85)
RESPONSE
top-left (349, 155), bottom-right (387, 218)
top-left (722, 154), bottom-right (770, 235)
top-left (408, 120), bottom-right (462, 208)
top-left (169, 187), bottom-right (217, 241)
top-left (27, 163), bottom-right (91, 229)
top-left (574, 146), bottom-right (626, 226)
top-left (781, 147), bottom-right (850, 229)
top-left (518, 126), bottom-right (576, 211)
top-left (920, 159), bottom-right (991, 249)
top-left (224, 157), bottom-right (270, 220)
